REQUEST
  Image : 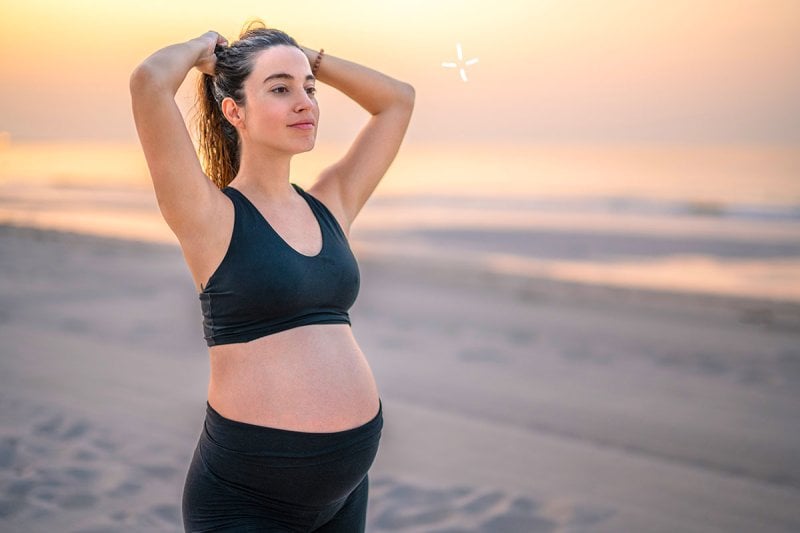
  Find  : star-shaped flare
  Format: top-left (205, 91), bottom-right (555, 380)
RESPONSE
top-left (442, 43), bottom-right (479, 82)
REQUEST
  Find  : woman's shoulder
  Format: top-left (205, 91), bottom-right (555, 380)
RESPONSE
top-left (303, 182), bottom-right (352, 237)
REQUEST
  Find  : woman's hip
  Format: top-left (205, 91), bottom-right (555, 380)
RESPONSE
top-left (187, 399), bottom-right (383, 508)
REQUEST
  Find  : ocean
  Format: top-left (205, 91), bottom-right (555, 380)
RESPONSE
top-left (1, 140), bottom-right (799, 301)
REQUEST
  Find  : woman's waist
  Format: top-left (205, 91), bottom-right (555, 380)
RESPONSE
top-left (208, 323), bottom-right (366, 374)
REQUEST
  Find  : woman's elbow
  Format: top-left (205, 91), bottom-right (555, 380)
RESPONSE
top-left (129, 62), bottom-right (172, 97)
top-left (129, 63), bottom-right (155, 95)
top-left (396, 81), bottom-right (415, 109)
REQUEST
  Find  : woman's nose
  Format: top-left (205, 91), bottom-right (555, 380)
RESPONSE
top-left (294, 91), bottom-right (314, 111)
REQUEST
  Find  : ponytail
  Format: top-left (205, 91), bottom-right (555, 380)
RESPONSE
top-left (196, 71), bottom-right (239, 189)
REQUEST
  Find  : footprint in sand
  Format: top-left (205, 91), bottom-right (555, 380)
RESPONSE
top-left (58, 492), bottom-right (98, 510)
top-left (0, 436), bottom-right (19, 469)
top-left (368, 476), bottom-right (614, 532)
top-left (506, 328), bottom-right (536, 347)
top-left (107, 480), bottom-right (143, 498)
top-left (90, 436), bottom-right (118, 452)
top-left (32, 414), bottom-right (63, 437)
top-left (0, 498), bottom-right (18, 518)
top-left (462, 490), bottom-right (504, 514)
top-left (148, 503), bottom-right (181, 525)
top-left (64, 466), bottom-right (100, 483)
top-left (61, 420), bottom-right (91, 440)
top-left (72, 447), bottom-right (99, 461)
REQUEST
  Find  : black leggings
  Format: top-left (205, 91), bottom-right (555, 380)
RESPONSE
top-left (182, 401), bottom-right (383, 532)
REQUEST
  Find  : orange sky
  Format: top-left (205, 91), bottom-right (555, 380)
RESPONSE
top-left (0, 0), bottom-right (798, 144)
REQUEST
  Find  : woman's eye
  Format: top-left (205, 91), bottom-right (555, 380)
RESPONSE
top-left (270, 86), bottom-right (315, 96)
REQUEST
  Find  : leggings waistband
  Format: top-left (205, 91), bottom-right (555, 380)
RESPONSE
top-left (203, 400), bottom-right (383, 457)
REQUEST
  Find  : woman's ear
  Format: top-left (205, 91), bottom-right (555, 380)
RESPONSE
top-left (221, 97), bottom-right (245, 128)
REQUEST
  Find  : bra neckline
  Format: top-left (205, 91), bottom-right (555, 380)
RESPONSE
top-left (225, 183), bottom-right (325, 259)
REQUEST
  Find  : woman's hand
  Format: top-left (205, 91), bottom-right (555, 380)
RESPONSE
top-left (193, 31), bottom-right (228, 76)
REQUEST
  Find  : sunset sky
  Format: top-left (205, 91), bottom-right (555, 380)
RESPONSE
top-left (1, 0), bottom-right (798, 145)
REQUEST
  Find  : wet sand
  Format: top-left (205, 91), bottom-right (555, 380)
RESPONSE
top-left (1, 224), bottom-right (799, 532)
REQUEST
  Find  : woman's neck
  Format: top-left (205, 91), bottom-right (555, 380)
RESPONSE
top-left (231, 144), bottom-right (296, 200)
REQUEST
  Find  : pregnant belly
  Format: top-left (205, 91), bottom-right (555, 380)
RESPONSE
top-left (207, 323), bottom-right (381, 433)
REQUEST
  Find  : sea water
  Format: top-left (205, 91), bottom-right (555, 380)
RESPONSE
top-left (1, 140), bottom-right (798, 300)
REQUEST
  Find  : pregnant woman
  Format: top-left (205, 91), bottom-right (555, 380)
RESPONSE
top-left (129, 21), bottom-right (414, 532)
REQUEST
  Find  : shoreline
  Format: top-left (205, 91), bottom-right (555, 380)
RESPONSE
top-left (352, 242), bottom-right (800, 329)
top-left (4, 221), bottom-right (800, 316)
top-left (3, 169), bottom-right (800, 305)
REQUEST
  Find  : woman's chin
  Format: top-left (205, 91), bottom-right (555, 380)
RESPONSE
top-left (295, 139), bottom-right (317, 154)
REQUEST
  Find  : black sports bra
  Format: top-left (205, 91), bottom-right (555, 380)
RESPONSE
top-left (199, 183), bottom-right (360, 346)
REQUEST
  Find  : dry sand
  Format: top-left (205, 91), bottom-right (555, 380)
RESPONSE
top-left (1, 224), bottom-right (799, 532)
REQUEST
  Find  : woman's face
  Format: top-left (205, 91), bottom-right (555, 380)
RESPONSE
top-left (235, 45), bottom-right (319, 155)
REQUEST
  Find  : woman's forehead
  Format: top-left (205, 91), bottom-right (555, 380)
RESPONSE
top-left (250, 46), bottom-right (311, 79)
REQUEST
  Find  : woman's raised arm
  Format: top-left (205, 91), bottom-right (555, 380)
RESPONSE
top-left (129, 31), bottom-right (228, 240)
top-left (301, 47), bottom-right (415, 231)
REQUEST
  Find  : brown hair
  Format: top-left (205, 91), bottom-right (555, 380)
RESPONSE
top-left (195, 21), bottom-right (301, 189)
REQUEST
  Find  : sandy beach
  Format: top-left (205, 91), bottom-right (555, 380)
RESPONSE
top-left (0, 223), bottom-right (799, 532)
